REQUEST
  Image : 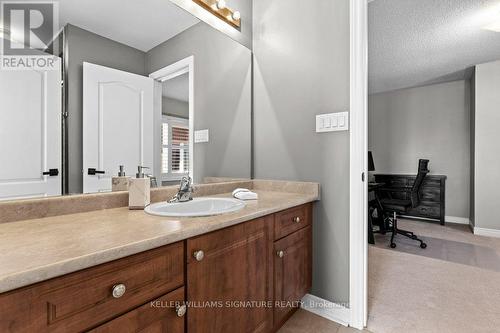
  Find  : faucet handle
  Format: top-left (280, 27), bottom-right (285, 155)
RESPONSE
top-left (179, 176), bottom-right (192, 190)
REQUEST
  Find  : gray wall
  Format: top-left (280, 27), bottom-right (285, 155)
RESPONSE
top-left (253, 0), bottom-right (350, 304)
top-left (369, 80), bottom-right (471, 219)
top-left (66, 24), bottom-right (146, 194)
top-left (146, 22), bottom-right (252, 183)
top-left (162, 97), bottom-right (188, 118)
top-left (473, 59), bottom-right (500, 230)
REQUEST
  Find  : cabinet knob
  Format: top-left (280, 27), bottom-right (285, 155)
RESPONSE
top-left (277, 250), bottom-right (284, 258)
top-left (176, 304), bottom-right (187, 317)
top-left (293, 216), bottom-right (301, 223)
top-left (193, 250), bottom-right (205, 261)
top-left (111, 283), bottom-right (126, 298)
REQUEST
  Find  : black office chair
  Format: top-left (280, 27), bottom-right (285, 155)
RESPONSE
top-left (379, 159), bottom-right (429, 249)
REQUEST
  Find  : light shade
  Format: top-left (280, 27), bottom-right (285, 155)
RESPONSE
top-left (368, 151), bottom-right (375, 172)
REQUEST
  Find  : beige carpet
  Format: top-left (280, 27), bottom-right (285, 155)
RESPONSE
top-left (368, 221), bottom-right (500, 333)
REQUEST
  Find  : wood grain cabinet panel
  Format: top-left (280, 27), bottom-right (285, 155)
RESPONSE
top-left (273, 226), bottom-right (312, 327)
top-left (0, 242), bottom-right (184, 333)
top-left (89, 287), bottom-right (185, 333)
top-left (274, 203), bottom-right (312, 240)
top-left (186, 216), bottom-right (274, 333)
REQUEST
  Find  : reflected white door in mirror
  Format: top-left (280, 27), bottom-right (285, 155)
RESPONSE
top-left (0, 57), bottom-right (62, 200)
top-left (82, 63), bottom-right (154, 194)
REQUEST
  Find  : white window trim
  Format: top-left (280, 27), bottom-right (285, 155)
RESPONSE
top-left (161, 115), bottom-right (189, 182)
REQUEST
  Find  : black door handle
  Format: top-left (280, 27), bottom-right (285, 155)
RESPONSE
top-left (88, 168), bottom-right (105, 175)
top-left (43, 169), bottom-right (59, 176)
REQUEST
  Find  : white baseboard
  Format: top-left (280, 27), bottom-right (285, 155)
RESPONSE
top-left (301, 293), bottom-right (350, 327)
top-left (473, 227), bottom-right (500, 238)
top-left (445, 216), bottom-right (470, 225)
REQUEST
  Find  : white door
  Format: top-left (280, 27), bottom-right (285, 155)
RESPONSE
top-left (0, 57), bottom-right (62, 200)
top-left (83, 62), bottom-right (154, 193)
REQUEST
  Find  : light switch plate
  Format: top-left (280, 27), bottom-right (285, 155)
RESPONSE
top-left (316, 112), bottom-right (349, 133)
top-left (194, 129), bottom-right (209, 143)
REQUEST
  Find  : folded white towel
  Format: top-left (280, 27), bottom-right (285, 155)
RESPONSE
top-left (232, 188), bottom-right (258, 200)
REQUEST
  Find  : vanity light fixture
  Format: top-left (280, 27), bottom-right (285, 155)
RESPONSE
top-left (216, 0), bottom-right (226, 10)
top-left (192, 0), bottom-right (241, 29)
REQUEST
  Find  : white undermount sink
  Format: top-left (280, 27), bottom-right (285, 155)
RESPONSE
top-left (144, 197), bottom-right (246, 217)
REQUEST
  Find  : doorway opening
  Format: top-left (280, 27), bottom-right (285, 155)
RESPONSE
top-left (149, 56), bottom-right (195, 185)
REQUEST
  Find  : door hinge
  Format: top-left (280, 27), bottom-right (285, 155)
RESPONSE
top-left (362, 172), bottom-right (365, 182)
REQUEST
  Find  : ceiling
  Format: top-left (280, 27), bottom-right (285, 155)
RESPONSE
top-left (369, 0), bottom-right (500, 94)
top-left (162, 73), bottom-right (189, 102)
top-left (59, 0), bottom-right (199, 52)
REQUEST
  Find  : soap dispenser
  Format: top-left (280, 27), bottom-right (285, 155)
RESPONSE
top-left (111, 165), bottom-right (131, 192)
top-left (129, 166), bottom-right (150, 210)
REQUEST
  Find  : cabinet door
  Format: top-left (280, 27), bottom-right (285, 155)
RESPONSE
top-left (187, 216), bottom-right (273, 333)
top-left (274, 226), bottom-right (312, 327)
top-left (89, 287), bottom-right (185, 333)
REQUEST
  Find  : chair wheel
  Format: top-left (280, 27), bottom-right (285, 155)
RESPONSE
top-left (420, 243), bottom-right (427, 249)
top-left (390, 243), bottom-right (396, 248)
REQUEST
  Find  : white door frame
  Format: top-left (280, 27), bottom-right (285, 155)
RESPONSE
top-left (149, 56), bottom-right (195, 183)
top-left (349, 0), bottom-right (368, 330)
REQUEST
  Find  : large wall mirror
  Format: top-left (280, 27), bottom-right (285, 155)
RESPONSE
top-left (0, 0), bottom-right (252, 200)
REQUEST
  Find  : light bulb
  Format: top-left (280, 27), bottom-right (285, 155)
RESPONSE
top-left (232, 11), bottom-right (241, 20)
top-left (216, 0), bottom-right (226, 10)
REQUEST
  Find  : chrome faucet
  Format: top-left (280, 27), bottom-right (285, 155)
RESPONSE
top-left (169, 176), bottom-right (194, 203)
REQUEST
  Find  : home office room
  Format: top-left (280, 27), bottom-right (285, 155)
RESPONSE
top-left (365, 0), bottom-right (500, 332)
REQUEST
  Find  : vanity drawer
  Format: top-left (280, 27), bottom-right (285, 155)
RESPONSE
top-left (89, 287), bottom-right (185, 333)
top-left (0, 242), bottom-right (184, 333)
top-left (274, 203), bottom-right (312, 240)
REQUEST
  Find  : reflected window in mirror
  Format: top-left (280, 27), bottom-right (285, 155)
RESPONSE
top-left (161, 116), bottom-right (190, 183)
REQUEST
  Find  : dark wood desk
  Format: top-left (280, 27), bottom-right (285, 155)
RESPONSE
top-left (369, 182), bottom-right (385, 192)
top-left (374, 174), bottom-right (447, 225)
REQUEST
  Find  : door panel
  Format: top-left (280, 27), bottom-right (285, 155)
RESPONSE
top-left (187, 216), bottom-right (274, 333)
top-left (83, 62), bottom-right (154, 193)
top-left (0, 57), bottom-right (62, 200)
top-left (274, 226), bottom-right (312, 326)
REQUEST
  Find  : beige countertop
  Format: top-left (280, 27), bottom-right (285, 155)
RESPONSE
top-left (0, 190), bottom-right (318, 293)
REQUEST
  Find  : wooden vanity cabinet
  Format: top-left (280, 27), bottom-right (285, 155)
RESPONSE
top-left (186, 203), bottom-right (313, 333)
top-left (0, 242), bottom-right (184, 333)
top-left (0, 203), bottom-right (313, 333)
top-left (186, 215), bottom-right (274, 333)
